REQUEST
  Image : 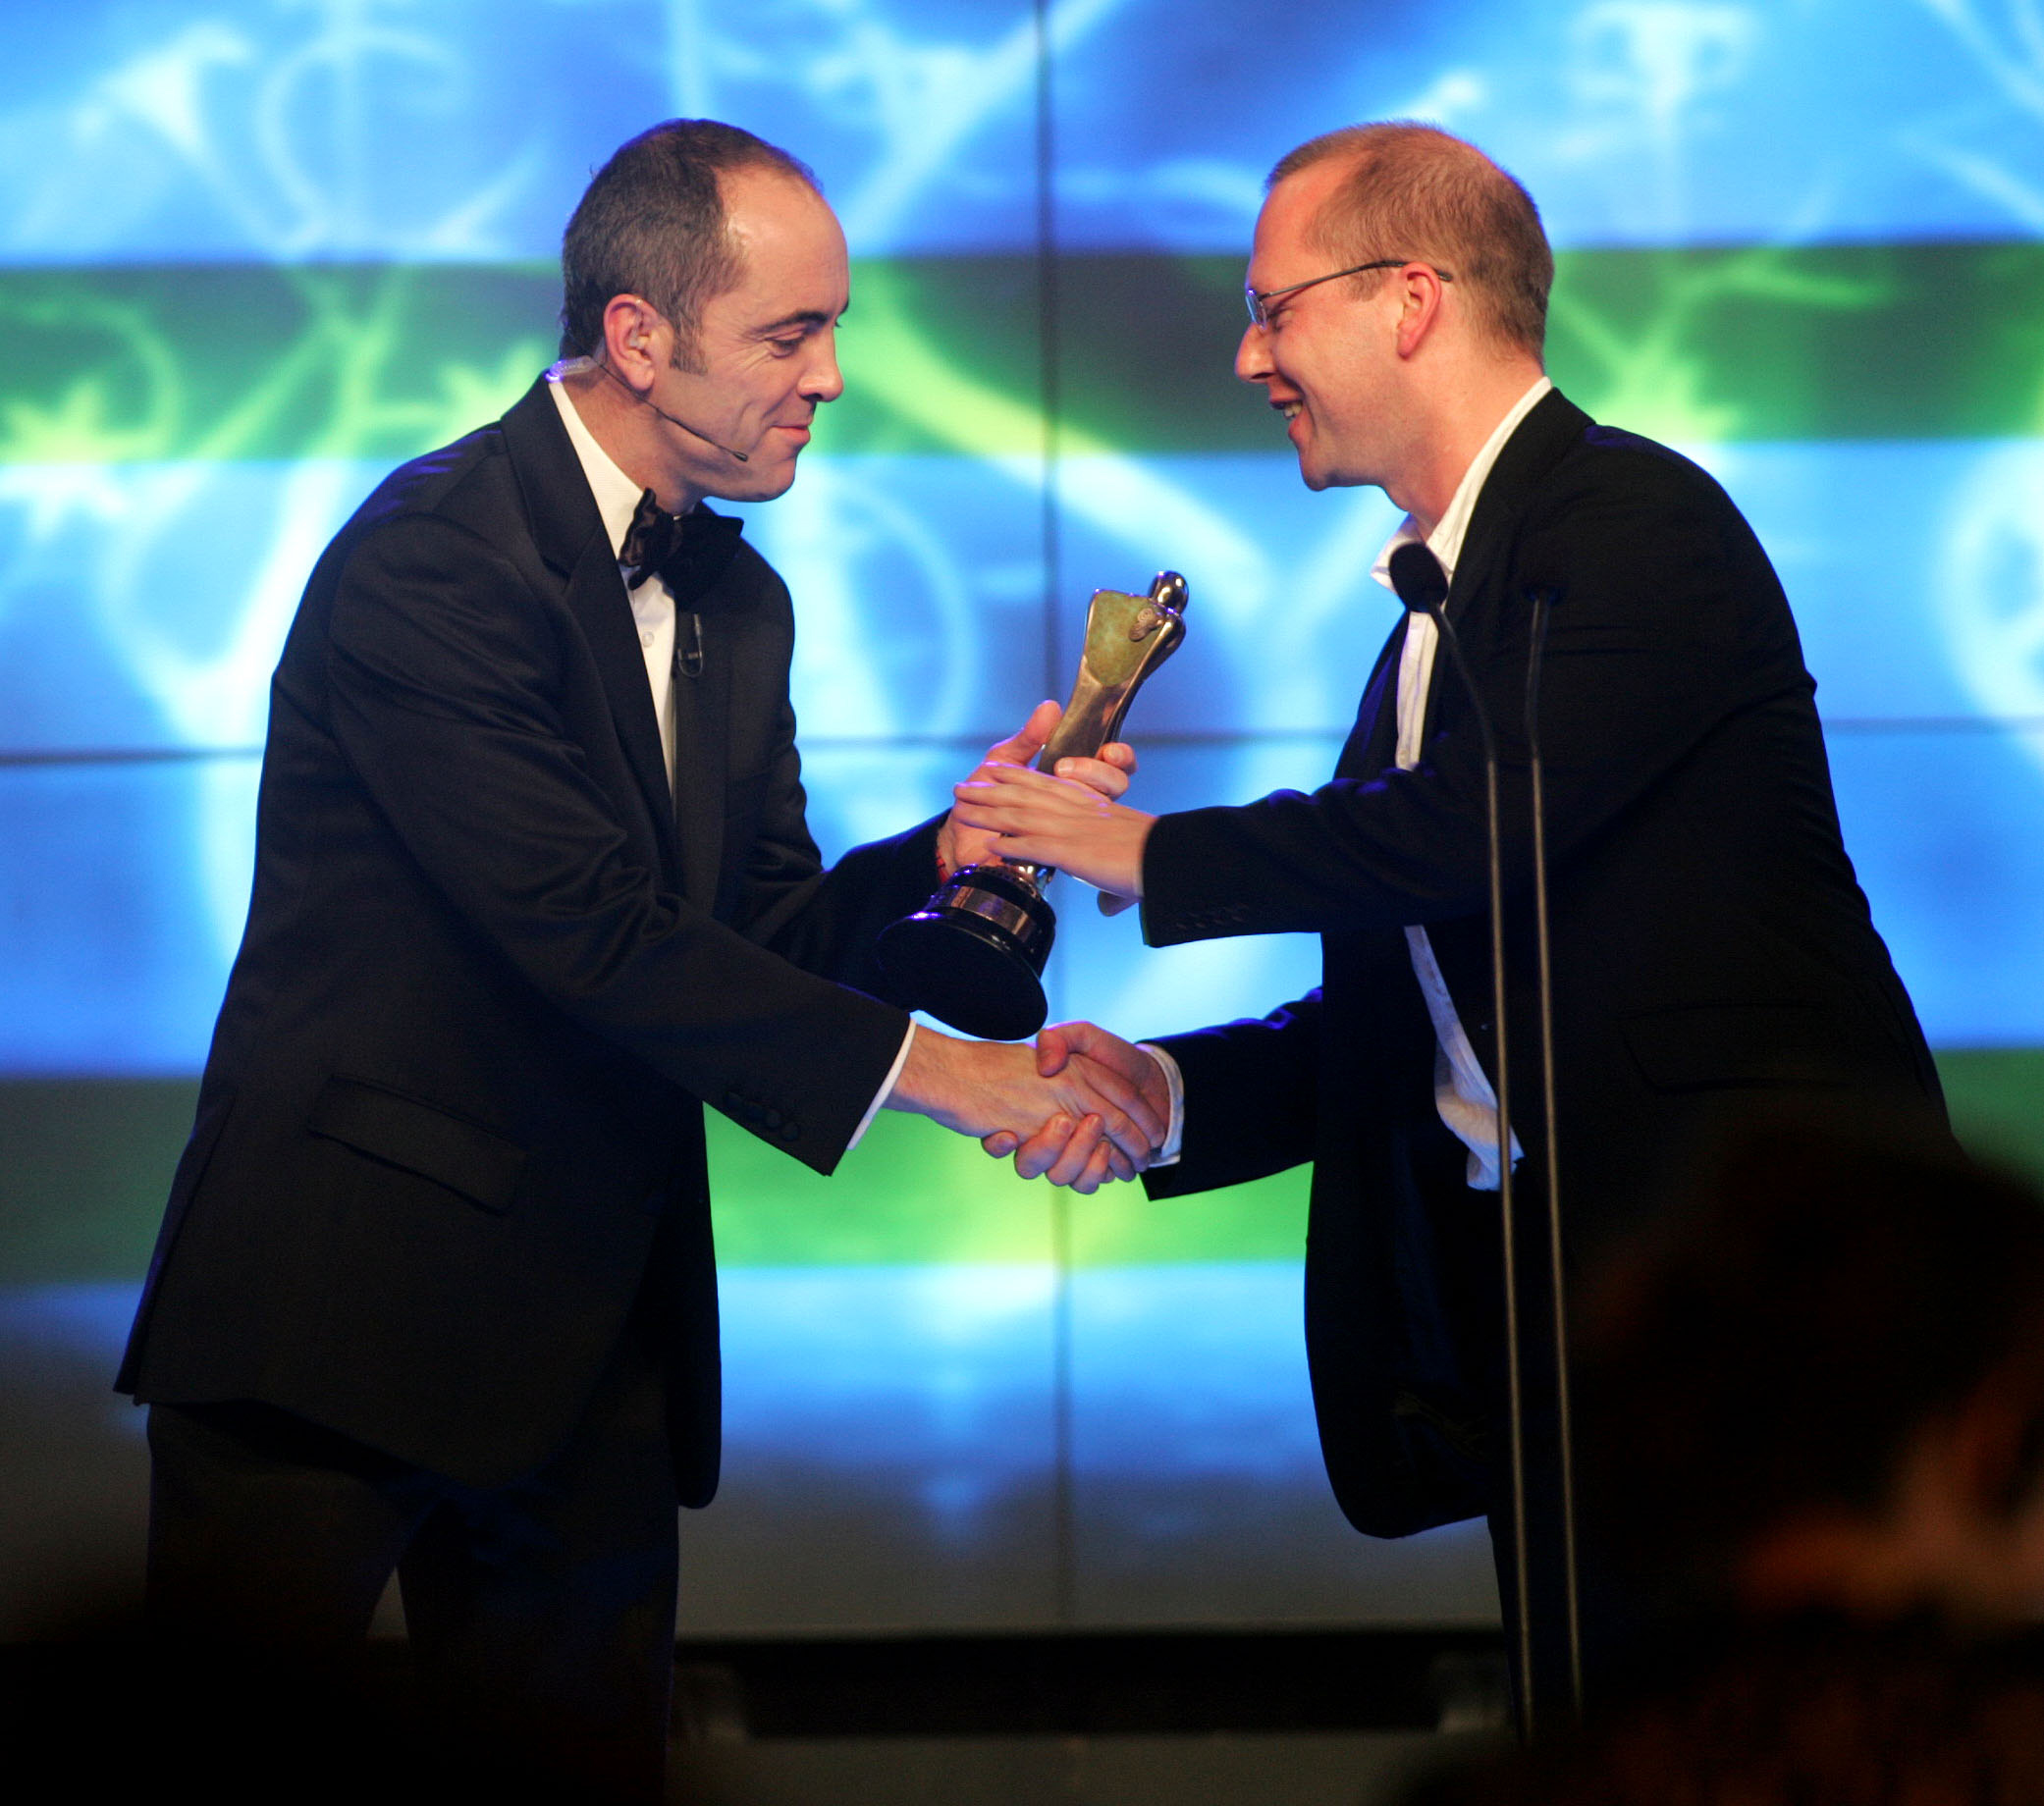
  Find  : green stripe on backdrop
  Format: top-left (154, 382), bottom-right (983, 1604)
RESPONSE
top-left (3, 241), bottom-right (2043, 466)
top-left (3, 1051), bottom-right (2040, 1283)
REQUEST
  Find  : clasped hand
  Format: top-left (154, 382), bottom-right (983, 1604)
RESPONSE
top-left (982, 1021), bottom-right (1172, 1194)
top-left (948, 762), bottom-right (1156, 904)
top-left (936, 699), bottom-right (1138, 882)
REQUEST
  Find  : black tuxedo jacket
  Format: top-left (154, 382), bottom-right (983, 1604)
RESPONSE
top-left (119, 380), bottom-right (939, 1500)
top-left (1139, 390), bottom-right (1944, 1538)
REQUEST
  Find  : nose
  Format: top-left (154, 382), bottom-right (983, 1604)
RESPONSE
top-left (803, 327), bottom-right (845, 405)
top-left (1235, 320), bottom-right (1272, 385)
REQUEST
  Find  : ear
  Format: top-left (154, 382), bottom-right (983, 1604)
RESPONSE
top-left (1393, 264), bottom-right (1449, 360)
top-left (600, 295), bottom-right (666, 392)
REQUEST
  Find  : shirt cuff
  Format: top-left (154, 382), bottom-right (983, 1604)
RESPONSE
top-left (1137, 1041), bottom-right (1185, 1168)
top-left (852, 1021), bottom-right (918, 1153)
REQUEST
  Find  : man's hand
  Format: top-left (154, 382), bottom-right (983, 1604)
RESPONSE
top-left (885, 1027), bottom-right (1163, 1194)
top-left (948, 764), bottom-right (1156, 900)
top-left (983, 1021), bottom-right (1171, 1184)
top-left (936, 700), bottom-right (1136, 880)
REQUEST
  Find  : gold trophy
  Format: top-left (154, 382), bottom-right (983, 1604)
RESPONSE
top-left (878, 572), bottom-right (1190, 1040)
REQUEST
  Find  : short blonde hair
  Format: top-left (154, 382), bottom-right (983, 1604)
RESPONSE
top-left (1270, 123), bottom-right (1552, 357)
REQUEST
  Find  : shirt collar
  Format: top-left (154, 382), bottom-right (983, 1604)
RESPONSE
top-left (1372, 375), bottom-right (1553, 596)
top-left (545, 359), bottom-right (663, 561)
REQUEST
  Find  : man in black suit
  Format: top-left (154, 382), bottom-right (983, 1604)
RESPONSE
top-left (118, 121), bottom-right (1158, 1795)
top-left (954, 124), bottom-right (1946, 1711)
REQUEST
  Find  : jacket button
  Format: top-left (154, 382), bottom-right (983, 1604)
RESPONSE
top-left (761, 1106), bottom-right (783, 1130)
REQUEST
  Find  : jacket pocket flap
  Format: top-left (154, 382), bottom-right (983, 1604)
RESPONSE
top-left (307, 1077), bottom-right (525, 1212)
top-left (1621, 1003), bottom-right (1857, 1092)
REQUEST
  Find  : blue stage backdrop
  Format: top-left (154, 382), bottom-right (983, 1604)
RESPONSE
top-left (2, 0), bottom-right (2041, 1636)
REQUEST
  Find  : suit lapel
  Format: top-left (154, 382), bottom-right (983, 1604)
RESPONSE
top-left (499, 381), bottom-right (681, 877)
top-left (1339, 395), bottom-right (1588, 781)
top-left (1446, 388), bottom-right (1590, 623)
top-left (1337, 613), bottom-right (1409, 779)
top-left (1411, 388), bottom-right (1591, 749)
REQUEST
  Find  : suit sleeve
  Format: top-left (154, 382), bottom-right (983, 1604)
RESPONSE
top-left (323, 513), bottom-right (910, 1174)
top-left (1141, 449), bottom-right (1803, 943)
top-left (1142, 991), bottom-right (1322, 1199)
top-left (716, 683), bottom-right (943, 996)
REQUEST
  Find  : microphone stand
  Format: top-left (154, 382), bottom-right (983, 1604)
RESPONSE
top-left (1524, 582), bottom-right (1583, 1715)
top-left (1388, 544), bottom-right (1533, 1740)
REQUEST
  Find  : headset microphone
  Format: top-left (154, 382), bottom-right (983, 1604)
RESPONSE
top-left (595, 359), bottom-right (752, 463)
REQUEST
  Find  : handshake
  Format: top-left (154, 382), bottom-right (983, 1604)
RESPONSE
top-left (881, 700), bottom-right (1171, 1193)
top-left (890, 1017), bottom-right (1172, 1195)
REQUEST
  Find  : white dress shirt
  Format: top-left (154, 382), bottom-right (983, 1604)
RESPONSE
top-left (547, 369), bottom-right (681, 786)
top-left (1145, 377), bottom-right (1551, 1185)
top-left (1372, 376), bottom-right (1548, 1188)
top-left (546, 367), bottom-right (912, 1149)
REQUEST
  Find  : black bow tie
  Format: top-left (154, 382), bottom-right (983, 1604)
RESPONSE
top-left (619, 491), bottom-right (745, 605)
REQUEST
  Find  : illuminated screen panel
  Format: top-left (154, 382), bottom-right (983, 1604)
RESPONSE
top-left (3, 0), bottom-right (2043, 1641)
top-left (1053, 1), bottom-right (2044, 250)
top-left (12, 1), bottom-right (2033, 260)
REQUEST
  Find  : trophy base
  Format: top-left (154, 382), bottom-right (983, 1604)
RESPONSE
top-left (877, 865), bottom-right (1056, 1042)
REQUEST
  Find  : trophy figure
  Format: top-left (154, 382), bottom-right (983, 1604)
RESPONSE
top-left (878, 571), bottom-right (1190, 1041)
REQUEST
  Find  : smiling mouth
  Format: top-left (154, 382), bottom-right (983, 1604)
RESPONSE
top-left (1274, 400), bottom-right (1303, 421)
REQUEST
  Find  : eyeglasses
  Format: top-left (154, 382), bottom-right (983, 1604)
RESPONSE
top-left (1244, 258), bottom-right (1454, 327)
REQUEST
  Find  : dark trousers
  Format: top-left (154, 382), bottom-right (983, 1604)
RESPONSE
top-left (143, 1294), bottom-right (678, 1802)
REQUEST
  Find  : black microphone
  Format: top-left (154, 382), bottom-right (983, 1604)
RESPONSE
top-left (1386, 540), bottom-right (1450, 616)
top-left (595, 360), bottom-right (752, 463)
top-left (1388, 538), bottom-right (1538, 1736)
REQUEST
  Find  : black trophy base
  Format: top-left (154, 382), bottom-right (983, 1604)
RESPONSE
top-left (877, 864), bottom-right (1057, 1041)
